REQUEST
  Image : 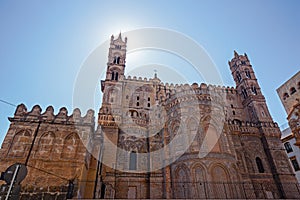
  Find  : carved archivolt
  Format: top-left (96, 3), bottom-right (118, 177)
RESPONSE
top-left (118, 135), bottom-right (147, 153)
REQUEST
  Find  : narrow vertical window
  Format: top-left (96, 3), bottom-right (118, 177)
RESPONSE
top-left (129, 151), bottom-right (137, 170)
top-left (114, 56), bottom-right (120, 64)
top-left (147, 103), bottom-right (150, 107)
top-left (241, 88), bottom-right (248, 99)
top-left (251, 85), bottom-right (257, 95)
top-left (256, 157), bottom-right (264, 173)
top-left (236, 71), bottom-right (242, 82)
top-left (115, 72), bottom-right (119, 81)
top-left (245, 69), bottom-right (251, 78)
top-left (136, 102), bottom-right (139, 107)
top-left (111, 72), bottom-right (115, 80)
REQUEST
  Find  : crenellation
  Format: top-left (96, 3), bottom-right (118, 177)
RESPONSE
top-left (9, 104), bottom-right (95, 125)
top-left (1, 35), bottom-right (299, 200)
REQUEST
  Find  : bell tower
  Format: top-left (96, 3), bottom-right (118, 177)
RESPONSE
top-left (229, 51), bottom-right (272, 122)
top-left (105, 32), bottom-right (127, 82)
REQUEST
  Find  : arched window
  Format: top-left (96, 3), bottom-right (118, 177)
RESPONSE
top-left (245, 69), bottom-right (251, 78)
top-left (256, 157), bottom-right (265, 173)
top-left (36, 132), bottom-right (55, 158)
top-left (251, 85), bottom-right (257, 95)
top-left (129, 151), bottom-right (137, 170)
top-left (290, 87), bottom-right (296, 95)
top-left (241, 88), bottom-right (248, 99)
top-left (111, 71), bottom-right (119, 81)
top-left (113, 56), bottom-right (120, 64)
top-left (111, 72), bottom-right (115, 80)
top-left (236, 71), bottom-right (242, 82)
top-left (298, 82), bottom-right (300, 89)
top-left (61, 133), bottom-right (79, 159)
top-left (8, 130), bottom-right (31, 157)
top-left (175, 167), bottom-right (189, 198)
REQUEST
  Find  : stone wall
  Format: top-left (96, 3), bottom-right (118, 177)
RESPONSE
top-left (0, 104), bottom-right (97, 199)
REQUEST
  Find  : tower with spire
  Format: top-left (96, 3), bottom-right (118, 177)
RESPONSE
top-left (105, 32), bottom-right (127, 82)
top-left (228, 51), bottom-right (272, 123)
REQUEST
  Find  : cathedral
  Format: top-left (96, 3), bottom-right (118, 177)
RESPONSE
top-left (0, 33), bottom-right (300, 199)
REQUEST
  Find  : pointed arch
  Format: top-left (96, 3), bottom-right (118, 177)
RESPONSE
top-left (191, 163), bottom-right (206, 182)
top-left (36, 132), bottom-right (55, 159)
top-left (210, 164), bottom-right (230, 182)
top-left (210, 164), bottom-right (232, 198)
top-left (61, 133), bottom-right (79, 159)
top-left (174, 164), bottom-right (190, 198)
top-left (8, 130), bottom-right (31, 157)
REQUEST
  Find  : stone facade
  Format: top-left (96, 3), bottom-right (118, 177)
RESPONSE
top-left (0, 105), bottom-right (97, 199)
top-left (95, 34), bottom-right (299, 199)
top-left (0, 33), bottom-right (300, 199)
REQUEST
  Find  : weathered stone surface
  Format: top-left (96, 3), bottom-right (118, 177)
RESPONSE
top-left (0, 34), bottom-right (299, 199)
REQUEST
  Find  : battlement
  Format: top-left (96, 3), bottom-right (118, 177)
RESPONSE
top-left (123, 75), bottom-right (237, 94)
top-left (124, 75), bottom-right (151, 82)
top-left (10, 104), bottom-right (95, 125)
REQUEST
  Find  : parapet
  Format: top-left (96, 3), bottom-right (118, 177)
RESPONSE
top-left (11, 104), bottom-right (95, 125)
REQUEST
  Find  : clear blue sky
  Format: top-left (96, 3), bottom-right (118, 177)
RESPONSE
top-left (0, 0), bottom-right (299, 145)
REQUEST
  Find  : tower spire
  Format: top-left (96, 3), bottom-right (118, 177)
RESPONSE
top-left (229, 52), bottom-right (272, 122)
